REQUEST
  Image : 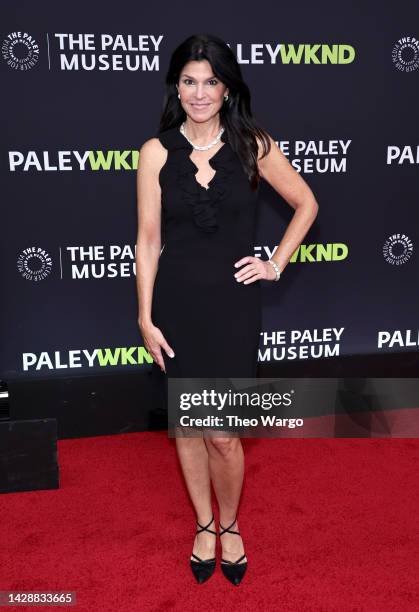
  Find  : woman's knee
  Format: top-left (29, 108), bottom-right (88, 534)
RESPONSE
top-left (205, 436), bottom-right (240, 457)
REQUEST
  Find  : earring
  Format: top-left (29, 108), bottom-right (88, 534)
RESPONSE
top-left (224, 94), bottom-right (229, 101)
top-left (178, 93), bottom-right (180, 99)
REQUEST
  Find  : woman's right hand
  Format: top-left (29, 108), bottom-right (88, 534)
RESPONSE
top-left (139, 320), bottom-right (175, 373)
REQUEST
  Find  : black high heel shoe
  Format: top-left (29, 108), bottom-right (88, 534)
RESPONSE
top-left (219, 516), bottom-right (247, 586)
top-left (190, 514), bottom-right (217, 584)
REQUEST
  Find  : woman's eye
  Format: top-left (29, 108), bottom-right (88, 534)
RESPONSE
top-left (183, 79), bottom-right (218, 85)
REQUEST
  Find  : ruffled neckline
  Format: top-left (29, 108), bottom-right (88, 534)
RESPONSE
top-left (158, 125), bottom-right (236, 233)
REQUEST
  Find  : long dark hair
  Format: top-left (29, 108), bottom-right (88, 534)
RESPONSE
top-left (158, 33), bottom-right (271, 191)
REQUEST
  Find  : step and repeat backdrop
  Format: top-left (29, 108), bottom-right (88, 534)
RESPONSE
top-left (1, 3), bottom-right (419, 383)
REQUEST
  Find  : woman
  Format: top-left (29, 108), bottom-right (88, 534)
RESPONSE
top-left (136, 34), bottom-right (318, 586)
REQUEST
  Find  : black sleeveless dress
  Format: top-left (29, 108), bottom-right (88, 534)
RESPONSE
top-left (150, 124), bottom-right (262, 380)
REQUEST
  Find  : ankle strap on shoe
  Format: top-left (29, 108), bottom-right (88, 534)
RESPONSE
top-left (219, 516), bottom-right (240, 536)
top-left (196, 513), bottom-right (216, 536)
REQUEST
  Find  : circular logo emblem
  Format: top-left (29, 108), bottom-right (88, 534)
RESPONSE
top-left (17, 247), bottom-right (53, 281)
top-left (392, 36), bottom-right (419, 72)
top-left (2, 32), bottom-right (40, 70)
top-left (383, 233), bottom-right (413, 265)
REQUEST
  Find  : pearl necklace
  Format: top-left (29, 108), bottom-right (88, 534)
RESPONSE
top-left (180, 122), bottom-right (225, 151)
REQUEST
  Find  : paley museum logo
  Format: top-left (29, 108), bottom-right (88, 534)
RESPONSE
top-left (391, 35), bottom-right (419, 72)
top-left (2, 31), bottom-right (40, 70)
top-left (17, 246), bottom-right (53, 281)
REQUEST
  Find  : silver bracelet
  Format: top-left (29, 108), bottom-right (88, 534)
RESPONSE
top-left (267, 259), bottom-right (281, 281)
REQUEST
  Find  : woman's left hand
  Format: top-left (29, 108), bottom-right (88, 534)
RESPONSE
top-left (233, 256), bottom-right (278, 284)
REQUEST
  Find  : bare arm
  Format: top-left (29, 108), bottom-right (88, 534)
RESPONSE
top-left (135, 137), bottom-right (174, 371)
top-left (257, 134), bottom-right (319, 274)
top-left (136, 138), bottom-right (165, 326)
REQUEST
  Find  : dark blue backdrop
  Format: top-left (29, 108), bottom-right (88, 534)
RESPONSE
top-left (2, 2), bottom-right (419, 387)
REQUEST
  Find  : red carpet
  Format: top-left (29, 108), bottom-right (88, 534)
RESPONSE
top-left (1, 432), bottom-right (418, 611)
